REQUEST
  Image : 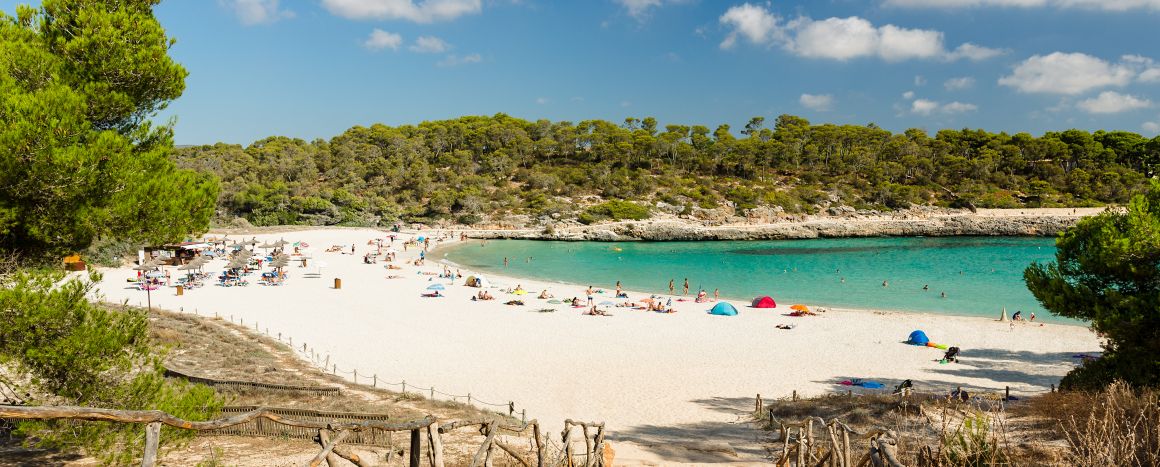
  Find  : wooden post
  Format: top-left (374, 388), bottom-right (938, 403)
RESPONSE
top-left (1051, 383), bottom-right (1055, 393)
top-left (141, 421), bottom-right (160, 467)
top-left (793, 390), bottom-right (798, 402)
top-left (1005, 386), bottom-right (1010, 401)
top-left (402, 381), bottom-right (407, 394)
top-left (564, 425), bottom-right (575, 467)
top-left (332, 364), bottom-right (337, 375)
top-left (373, 374), bottom-right (377, 387)
top-left (472, 422), bottom-right (499, 467)
top-left (843, 428), bottom-right (851, 467)
top-left (797, 427), bottom-right (805, 467)
top-left (467, 393), bottom-right (471, 405)
top-left (592, 426), bottom-right (606, 467)
top-left (806, 419), bottom-right (815, 464)
top-left (410, 428), bottom-right (421, 467)
top-left (582, 424), bottom-right (593, 467)
top-left (509, 402), bottom-right (515, 417)
top-left (315, 429), bottom-right (340, 467)
top-left (431, 387), bottom-right (435, 399)
top-left (533, 422), bottom-right (545, 467)
top-left (353, 369), bottom-right (358, 383)
top-left (756, 393), bottom-right (763, 413)
top-left (522, 410), bottom-right (526, 424)
top-left (428, 422), bottom-right (446, 467)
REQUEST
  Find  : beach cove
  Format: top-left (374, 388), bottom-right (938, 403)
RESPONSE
top-left (92, 227), bottom-right (1101, 463)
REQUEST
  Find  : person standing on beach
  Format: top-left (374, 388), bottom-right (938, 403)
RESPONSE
top-left (682, 278), bottom-right (689, 296)
top-left (713, 288), bottom-right (719, 300)
top-left (669, 279), bottom-right (675, 294)
top-left (504, 257), bottom-right (509, 267)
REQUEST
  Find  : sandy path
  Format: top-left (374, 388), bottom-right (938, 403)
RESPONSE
top-left (92, 227), bottom-right (1100, 463)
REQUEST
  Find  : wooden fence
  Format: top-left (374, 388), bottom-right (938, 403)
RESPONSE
top-left (0, 404), bottom-right (607, 467)
top-left (163, 368), bottom-right (341, 396)
top-left (206, 406), bottom-right (394, 446)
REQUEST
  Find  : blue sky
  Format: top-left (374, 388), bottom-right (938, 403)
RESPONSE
top-left (7, 0), bottom-right (1160, 144)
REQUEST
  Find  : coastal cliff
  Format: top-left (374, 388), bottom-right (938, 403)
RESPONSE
top-left (465, 212), bottom-right (1091, 242)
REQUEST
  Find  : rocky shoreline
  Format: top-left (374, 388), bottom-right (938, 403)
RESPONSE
top-left (464, 213), bottom-right (1088, 242)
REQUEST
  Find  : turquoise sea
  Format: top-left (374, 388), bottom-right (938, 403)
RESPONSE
top-left (441, 236), bottom-right (1072, 323)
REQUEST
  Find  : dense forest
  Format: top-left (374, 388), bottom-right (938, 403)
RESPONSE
top-left (174, 114), bottom-right (1159, 227)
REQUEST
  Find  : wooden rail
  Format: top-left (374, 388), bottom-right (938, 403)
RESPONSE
top-left (0, 405), bottom-right (606, 467)
top-left (163, 368), bottom-right (341, 395)
top-left (206, 406), bottom-right (393, 446)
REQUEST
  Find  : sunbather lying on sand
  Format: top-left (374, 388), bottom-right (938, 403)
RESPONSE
top-left (421, 291), bottom-right (443, 298)
top-left (537, 290), bottom-right (553, 299)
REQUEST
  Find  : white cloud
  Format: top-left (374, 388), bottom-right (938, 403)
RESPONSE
top-left (322, 0), bottom-right (481, 23)
top-left (902, 91), bottom-right (915, 99)
top-left (364, 29), bottom-right (403, 50)
top-left (884, 0), bottom-right (1160, 11)
top-left (942, 101), bottom-right (979, 113)
top-left (535, 97), bottom-right (549, 105)
top-left (911, 99), bottom-right (940, 115)
top-left (910, 98), bottom-right (978, 115)
top-left (1077, 91), bottom-right (1152, 113)
top-left (799, 93), bottom-right (835, 111)
top-left (436, 53), bottom-right (482, 67)
top-left (719, 3), bottom-right (781, 50)
top-left (999, 52), bottom-right (1135, 94)
top-left (718, 4), bottom-right (1000, 62)
top-left (616, 0), bottom-right (688, 19)
top-left (914, 75), bottom-right (927, 86)
top-left (1123, 55), bottom-right (1160, 83)
top-left (222, 0), bottom-right (293, 25)
top-left (1143, 121), bottom-right (1160, 133)
top-left (944, 77), bottom-right (975, 90)
top-left (946, 43), bottom-right (1006, 61)
top-left (410, 36), bottom-right (450, 53)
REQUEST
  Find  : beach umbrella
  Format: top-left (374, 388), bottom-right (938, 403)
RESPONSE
top-left (177, 263), bottom-right (198, 271)
top-left (257, 242), bottom-right (276, 250)
top-left (427, 284), bottom-right (445, 290)
top-left (790, 304), bottom-right (810, 312)
top-left (273, 239), bottom-right (289, 247)
top-left (132, 263), bottom-right (155, 271)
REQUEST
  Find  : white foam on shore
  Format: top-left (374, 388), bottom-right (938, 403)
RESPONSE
top-left (93, 227), bottom-right (1100, 460)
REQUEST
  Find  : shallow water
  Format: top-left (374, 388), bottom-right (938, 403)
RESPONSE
top-left (442, 236), bottom-right (1071, 323)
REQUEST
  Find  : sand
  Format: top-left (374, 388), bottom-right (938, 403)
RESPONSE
top-left (92, 227), bottom-right (1101, 463)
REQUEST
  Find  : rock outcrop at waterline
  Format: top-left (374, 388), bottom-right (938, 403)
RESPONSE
top-left (466, 214), bottom-right (1085, 242)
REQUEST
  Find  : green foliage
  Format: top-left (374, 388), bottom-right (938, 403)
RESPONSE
top-left (941, 411), bottom-right (1010, 466)
top-left (175, 115), bottom-right (1152, 227)
top-left (582, 200), bottom-right (650, 223)
top-left (1025, 180), bottom-right (1160, 389)
top-left (0, 0), bottom-right (218, 256)
top-left (0, 270), bottom-right (222, 464)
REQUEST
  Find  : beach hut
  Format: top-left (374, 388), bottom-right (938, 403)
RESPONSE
top-left (708, 302), bottom-right (739, 316)
top-left (751, 296), bottom-right (777, 308)
top-left (464, 275), bottom-right (491, 288)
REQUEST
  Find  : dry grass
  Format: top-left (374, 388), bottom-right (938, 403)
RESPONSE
top-left (143, 308), bottom-right (540, 466)
top-left (759, 384), bottom-right (1160, 467)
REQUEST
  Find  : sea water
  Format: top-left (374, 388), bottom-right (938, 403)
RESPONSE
top-left (441, 236), bottom-right (1072, 323)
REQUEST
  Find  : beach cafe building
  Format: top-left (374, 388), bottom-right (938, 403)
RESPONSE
top-left (140, 242), bottom-right (212, 266)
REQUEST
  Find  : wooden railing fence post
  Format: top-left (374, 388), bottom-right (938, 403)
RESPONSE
top-left (533, 421), bottom-right (545, 467)
top-left (427, 421), bottom-right (445, 467)
top-left (410, 427), bottom-right (422, 467)
top-left (140, 421), bottom-right (160, 467)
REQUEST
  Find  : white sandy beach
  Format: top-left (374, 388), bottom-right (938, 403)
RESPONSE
top-left (92, 227), bottom-right (1101, 463)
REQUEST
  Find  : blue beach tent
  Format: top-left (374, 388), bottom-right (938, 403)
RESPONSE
top-left (907, 330), bottom-right (930, 346)
top-left (709, 302), bottom-right (739, 316)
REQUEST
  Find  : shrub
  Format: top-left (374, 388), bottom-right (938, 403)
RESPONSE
top-left (583, 200), bottom-right (650, 223)
top-left (0, 270), bottom-right (222, 465)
